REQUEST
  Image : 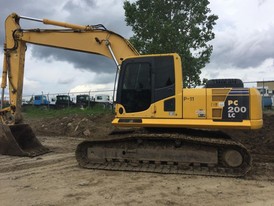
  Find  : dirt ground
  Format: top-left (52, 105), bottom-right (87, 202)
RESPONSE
top-left (0, 112), bottom-right (274, 205)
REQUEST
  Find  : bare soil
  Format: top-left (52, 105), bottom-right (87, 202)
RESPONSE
top-left (0, 112), bottom-right (274, 205)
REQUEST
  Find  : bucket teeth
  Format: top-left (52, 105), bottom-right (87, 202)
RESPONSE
top-left (0, 124), bottom-right (49, 157)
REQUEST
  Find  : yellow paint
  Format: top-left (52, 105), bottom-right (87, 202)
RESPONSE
top-left (182, 88), bottom-right (206, 119)
top-left (112, 118), bottom-right (263, 130)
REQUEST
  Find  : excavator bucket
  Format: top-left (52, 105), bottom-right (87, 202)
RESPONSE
top-left (0, 124), bottom-right (50, 157)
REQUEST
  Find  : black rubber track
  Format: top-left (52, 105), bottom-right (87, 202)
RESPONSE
top-left (75, 128), bottom-right (251, 177)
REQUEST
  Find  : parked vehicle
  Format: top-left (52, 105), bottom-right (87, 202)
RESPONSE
top-left (76, 94), bottom-right (95, 108)
top-left (257, 87), bottom-right (273, 108)
top-left (262, 96), bottom-right (273, 109)
top-left (94, 94), bottom-right (113, 109)
top-left (29, 95), bottom-right (50, 106)
top-left (55, 95), bottom-right (76, 108)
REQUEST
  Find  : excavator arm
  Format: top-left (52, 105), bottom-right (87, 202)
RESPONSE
top-left (1, 13), bottom-right (139, 124)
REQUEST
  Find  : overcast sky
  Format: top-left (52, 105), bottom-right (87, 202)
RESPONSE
top-left (0, 0), bottom-right (274, 97)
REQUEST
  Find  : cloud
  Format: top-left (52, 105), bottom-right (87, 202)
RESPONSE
top-left (69, 83), bottom-right (114, 93)
top-left (209, 26), bottom-right (274, 69)
top-left (62, 0), bottom-right (97, 14)
top-left (57, 77), bottom-right (74, 85)
top-left (31, 46), bottom-right (116, 74)
top-left (202, 58), bottom-right (274, 82)
top-left (205, 0), bottom-right (274, 77)
top-left (91, 72), bottom-right (116, 84)
top-left (258, 0), bottom-right (267, 6)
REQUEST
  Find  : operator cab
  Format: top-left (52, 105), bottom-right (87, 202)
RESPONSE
top-left (116, 55), bottom-right (176, 114)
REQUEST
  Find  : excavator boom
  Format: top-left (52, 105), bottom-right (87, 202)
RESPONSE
top-left (0, 13), bottom-right (138, 157)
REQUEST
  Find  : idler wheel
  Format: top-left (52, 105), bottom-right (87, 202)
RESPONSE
top-left (223, 150), bottom-right (243, 167)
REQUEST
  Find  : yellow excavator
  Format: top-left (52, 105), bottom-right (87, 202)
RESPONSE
top-left (1, 13), bottom-right (263, 176)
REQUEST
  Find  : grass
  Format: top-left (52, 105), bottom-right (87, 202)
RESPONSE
top-left (263, 108), bottom-right (274, 115)
top-left (22, 104), bottom-right (113, 119)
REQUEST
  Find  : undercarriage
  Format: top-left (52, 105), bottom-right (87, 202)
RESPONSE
top-left (76, 128), bottom-right (251, 177)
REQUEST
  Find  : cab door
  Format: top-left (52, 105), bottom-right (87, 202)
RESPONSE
top-left (117, 58), bottom-right (152, 114)
top-left (151, 55), bottom-right (177, 118)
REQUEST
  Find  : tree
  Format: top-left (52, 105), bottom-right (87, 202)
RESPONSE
top-left (124, 0), bottom-right (218, 87)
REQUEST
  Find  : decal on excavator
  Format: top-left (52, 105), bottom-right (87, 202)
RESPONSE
top-left (222, 89), bottom-right (249, 121)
